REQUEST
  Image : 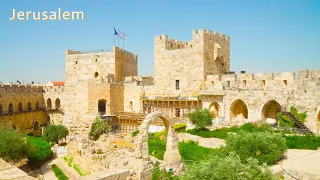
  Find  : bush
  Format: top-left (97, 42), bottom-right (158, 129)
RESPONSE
top-left (173, 123), bottom-right (186, 132)
top-left (277, 112), bottom-right (295, 128)
top-left (43, 125), bottom-right (69, 144)
top-left (290, 106), bottom-right (307, 123)
top-left (188, 109), bottom-right (213, 129)
top-left (285, 134), bottom-right (320, 150)
top-left (226, 131), bottom-right (287, 165)
top-left (52, 164), bottom-right (69, 180)
top-left (180, 152), bottom-right (278, 180)
top-left (26, 136), bottom-right (53, 167)
top-left (0, 125), bottom-right (29, 162)
top-left (151, 162), bottom-right (178, 180)
top-left (132, 130), bottom-right (139, 137)
top-left (89, 116), bottom-right (110, 140)
top-left (148, 134), bottom-right (166, 160)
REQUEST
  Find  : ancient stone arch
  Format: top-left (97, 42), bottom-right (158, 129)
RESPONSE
top-left (8, 103), bottom-right (14, 113)
top-left (27, 102), bottom-right (32, 111)
top-left (55, 98), bottom-right (61, 109)
top-left (261, 100), bottom-right (281, 121)
top-left (135, 112), bottom-right (181, 165)
top-left (36, 101), bottom-right (40, 110)
top-left (47, 98), bottom-right (52, 109)
top-left (33, 121), bottom-right (39, 131)
top-left (18, 102), bottom-right (23, 112)
top-left (209, 101), bottom-right (220, 118)
top-left (0, 104), bottom-right (3, 115)
top-left (230, 99), bottom-right (248, 121)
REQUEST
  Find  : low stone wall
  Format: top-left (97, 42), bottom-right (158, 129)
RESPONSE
top-left (0, 159), bottom-right (36, 180)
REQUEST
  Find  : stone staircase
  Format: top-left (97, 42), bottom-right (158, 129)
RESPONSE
top-left (282, 112), bottom-right (313, 134)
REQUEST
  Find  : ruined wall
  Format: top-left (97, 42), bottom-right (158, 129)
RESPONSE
top-left (0, 84), bottom-right (46, 134)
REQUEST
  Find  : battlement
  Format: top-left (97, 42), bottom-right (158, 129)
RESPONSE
top-left (155, 29), bottom-right (230, 51)
top-left (44, 85), bottom-right (64, 94)
top-left (0, 84), bottom-right (44, 94)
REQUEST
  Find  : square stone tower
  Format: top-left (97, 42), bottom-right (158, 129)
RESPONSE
top-left (153, 29), bottom-right (230, 96)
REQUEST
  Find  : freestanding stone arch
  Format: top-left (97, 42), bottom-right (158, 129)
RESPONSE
top-left (209, 101), bottom-right (220, 118)
top-left (261, 100), bottom-right (281, 121)
top-left (230, 99), bottom-right (248, 121)
top-left (135, 112), bottom-right (181, 166)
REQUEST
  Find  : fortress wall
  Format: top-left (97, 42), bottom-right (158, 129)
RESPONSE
top-left (0, 84), bottom-right (44, 94)
top-left (114, 47), bottom-right (138, 82)
top-left (124, 82), bottom-right (143, 113)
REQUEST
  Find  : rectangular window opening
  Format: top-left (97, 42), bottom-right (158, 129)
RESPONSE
top-left (176, 80), bottom-right (180, 90)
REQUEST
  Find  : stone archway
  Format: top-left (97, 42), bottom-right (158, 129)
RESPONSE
top-left (33, 121), bottom-right (39, 131)
top-left (209, 102), bottom-right (220, 118)
top-left (261, 100), bottom-right (281, 121)
top-left (135, 112), bottom-right (181, 166)
top-left (230, 99), bottom-right (248, 121)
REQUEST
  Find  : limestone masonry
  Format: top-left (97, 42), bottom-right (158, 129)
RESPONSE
top-left (1, 29), bottom-right (320, 135)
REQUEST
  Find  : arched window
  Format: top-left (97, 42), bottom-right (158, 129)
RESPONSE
top-left (94, 72), bottom-right (99, 78)
top-left (98, 99), bottom-right (107, 115)
top-left (27, 102), bottom-right (32, 111)
top-left (47, 98), bottom-right (52, 109)
top-left (33, 121), bottom-right (39, 131)
top-left (55, 98), bottom-right (61, 109)
top-left (0, 104), bottom-right (3, 115)
top-left (8, 103), bottom-right (14, 114)
top-left (36, 101), bottom-right (40, 110)
top-left (18, 102), bottom-right (23, 112)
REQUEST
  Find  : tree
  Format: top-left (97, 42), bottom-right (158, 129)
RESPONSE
top-left (188, 108), bottom-right (213, 129)
top-left (89, 116), bottom-right (110, 140)
top-left (180, 152), bottom-right (278, 180)
top-left (43, 125), bottom-right (69, 144)
top-left (0, 125), bottom-right (29, 162)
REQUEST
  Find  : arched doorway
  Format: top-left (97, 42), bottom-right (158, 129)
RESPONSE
top-left (135, 112), bottom-right (181, 166)
top-left (8, 103), bottom-right (14, 114)
top-left (33, 121), bottom-right (39, 131)
top-left (18, 102), bottom-right (23, 112)
top-left (47, 98), bottom-right (52, 109)
top-left (209, 102), bottom-right (220, 118)
top-left (46, 115), bottom-right (51, 126)
top-left (36, 101), bottom-right (40, 110)
top-left (230, 99), bottom-right (248, 121)
top-left (98, 99), bottom-right (107, 115)
top-left (27, 102), bottom-right (32, 111)
top-left (0, 104), bottom-right (3, 115)
top-left (55, 98), bottom-right (61, 109)
top-left (261, 100), bottom-right (281, 121)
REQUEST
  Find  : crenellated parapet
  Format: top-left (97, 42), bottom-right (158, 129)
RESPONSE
top-left (0, 84), bottom-right (44, 94)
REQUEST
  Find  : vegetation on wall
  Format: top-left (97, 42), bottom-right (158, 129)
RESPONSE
top-left (0, 125), bottom-right (29, 162)
top-left (89, 116), bottom-right (110, 140)
top-left (277, 113), bottom-right (295, 128)
top-left (290, 106), bottom-right (307, 123)
top-left (63, 156), bottom-right (91, 176)
top-left (188, 108), bottom-right (213, 129)
top-left (132, 130), bottom-right (139, 137)
top-left (52, 164), bottom-right (69, 180)
top-left (43, 125), bottom-right (69, 144)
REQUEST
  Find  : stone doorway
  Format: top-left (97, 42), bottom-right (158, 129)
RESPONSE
top-left (261, 100), bottom-right (281, 121)
top-left (209, 102), bottom-right (220, 118)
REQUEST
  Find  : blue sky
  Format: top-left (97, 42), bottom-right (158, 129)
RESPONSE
top-left (0, 0), bottom-right (319, 83)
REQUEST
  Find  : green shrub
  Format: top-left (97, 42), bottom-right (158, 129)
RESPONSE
top-left (277, 113), bottom-right (295, 128)
top-left (290, 106), bottom-right (307, 123)
top-left (52, 164), bottom-right (69, 180)
top-left (188, 109), bottom-right (213, 129)
top-left (132, 130), bottom-right (139, 137)
top-left (0, 125), bottom-right (29, 162)
top-left (26, 136), bottom-right (53, 167)
top-left (148, 134), bottom-right (166, 160)
top-left (285, 134), bottom-right (320, 150)
top-left (43, 125), bottom-right (69, 144)
top-left (89, 116), bottom-right (110, 140)
top-left (173, 123), bottom-right (186, 132)
top-left (180, 151), bottom-right (278, 180)
top-left (226, 131), bottom-right (287, 165)
top-left (151, 162), bottom-right (178, 180)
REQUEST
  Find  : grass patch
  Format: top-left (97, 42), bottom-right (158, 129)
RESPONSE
top-left (26, 136), bottom-right (53, 167)
top-left (148, 134), bottom-right (166, 160)
top-left (63, 156), bottom-right (90, 176)
top-left (52, 164), bottom-right (69, 180)
top-left (285, 134), bottom-right (320, 150)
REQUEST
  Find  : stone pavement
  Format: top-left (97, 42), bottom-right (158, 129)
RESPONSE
top-left (272, 149), bottom-right (320, 179)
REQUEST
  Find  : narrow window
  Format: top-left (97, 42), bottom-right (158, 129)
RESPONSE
top-left (212, 81), bottom-right (215, 88)
top-left (243, 80), bottom-right (247, 87)
top-left (262, 80), bottom-right (266, 87)
top-left (178, 45), bottom-right (180, 49)
top-left (129, 101), bottom-right (133, 110)
top-left (175, 108), bottom-right (180, 117)
top-left (176, 80), bottom-right (180, 90)
top-left (283, 80), bottom-right (287, 86)
top-left (94, 72), bottom-right (99, 78)
top-left (227, 81), bottom-right (230, 87)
